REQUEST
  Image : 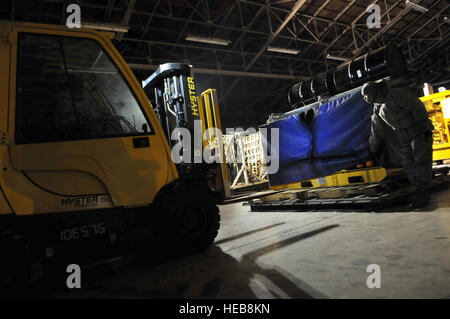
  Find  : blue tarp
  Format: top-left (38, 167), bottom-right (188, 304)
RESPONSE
top-left (262, 92), bottom-right (373, 186)
top-left (313, 92), bottom-right (372, 158)
top-left (266, 113), bottom-right (312, 166)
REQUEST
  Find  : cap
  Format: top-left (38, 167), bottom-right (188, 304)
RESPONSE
top-left (361, 81), bottom-right (379, 98)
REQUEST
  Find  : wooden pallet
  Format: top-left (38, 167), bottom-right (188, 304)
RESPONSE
top-left (222, 188), bottom-right (282, 205)
top-left (246, 168), bottom-right (450, 212)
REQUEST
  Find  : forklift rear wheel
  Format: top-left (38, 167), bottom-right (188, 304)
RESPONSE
top-left (155, 180), bottom-right (220, 256)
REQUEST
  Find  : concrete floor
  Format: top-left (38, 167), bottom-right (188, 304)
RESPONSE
top-left (46, 185), bottom-right (450, 299)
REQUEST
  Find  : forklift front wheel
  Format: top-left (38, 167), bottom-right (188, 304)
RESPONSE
top-left (154, 180), bottom-right (220, 256)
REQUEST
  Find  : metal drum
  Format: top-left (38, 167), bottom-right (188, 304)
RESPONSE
top-left (332, 64), bottom-right (352, 93)
top-left (288, 82), bottom-right (302, 107)
top-left (299, 80), bottom-right (314, 101)
top-left (349, 54), bottom-right (368, 86)
top-left (324, 72), bottom-right (337, 95)
top-left (311, 73), bottom-right (330, 97)
top-left (365, 45), bottom-right (406, 80)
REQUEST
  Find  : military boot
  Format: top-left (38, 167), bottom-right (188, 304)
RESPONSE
top-left (409, 187), bottom-right (430, 209)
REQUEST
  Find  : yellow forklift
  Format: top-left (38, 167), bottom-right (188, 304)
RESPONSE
top-left (0, 21), bottom-right (223, 290)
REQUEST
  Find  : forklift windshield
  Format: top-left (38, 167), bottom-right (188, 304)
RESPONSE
top-left (15, 33), bottom-right (152, 144)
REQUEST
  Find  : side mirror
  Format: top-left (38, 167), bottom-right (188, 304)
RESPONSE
top-left (142, 123), bottom-right (149, 133)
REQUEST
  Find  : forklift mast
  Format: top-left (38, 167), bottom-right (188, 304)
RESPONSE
top-left (142, 63), bottom-right (202, 174)
top-left (142, 64), bottom-right (199, 142)
top-left (142, 63), bottom-right (229, 200)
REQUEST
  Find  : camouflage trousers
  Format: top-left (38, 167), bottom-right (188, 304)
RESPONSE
top-left (400, 131), bottom-right (433, 188)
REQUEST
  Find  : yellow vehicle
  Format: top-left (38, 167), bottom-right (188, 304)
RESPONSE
top-left (420, 90), bottom-right (450, 162)
top-left (0, 21), bottom-right (221, 290)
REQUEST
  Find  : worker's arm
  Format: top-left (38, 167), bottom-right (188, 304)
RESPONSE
top-left (389, 88), bottom-right (429, 123)
top-left (369, 111), bottom-right (384, 155)
top-left (408, 95), bottom-right (429, 124)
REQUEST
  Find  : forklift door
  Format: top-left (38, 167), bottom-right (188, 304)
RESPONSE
top-left (6, 26), bottom-right (177, 212)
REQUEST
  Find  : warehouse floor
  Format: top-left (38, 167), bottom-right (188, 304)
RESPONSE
top-left (44, 185), bottom-right (450, 299)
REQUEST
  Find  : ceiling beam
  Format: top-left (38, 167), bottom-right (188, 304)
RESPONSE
top-left (392, 0), bottom-right (443, 40)
top-left (315, 0), bottom-right (358, 40)
top-left (238, 0), bottom-right (367, 30)
top-left (295, 0), bottom-right (330, 39)
top-left (128, 63), bottom-right (308, 80)
top-left (407, 2), bottom-right (449, 41)
top-left (121, 37), bottom-right (334, 66)
top-left (139, 0), bottom-right (161, 41)
top-left (352, 6), bottom-right (415, 57)
top-left (293, 0), bottom-right (389, 69)
top-left (230, 0), bottom-right (269, 50)
top-left (171, 0), bottom-right (203, 53)
top-left (221, 0), bottom-right (307, 99)
top-left (245, 0), bottom-right (308, 71)
top-left (104, 0), bottom-right (116, 20)
top-left (117, 0), bottom-right (136, 41)
top-left (408, 22), bottom-right (449, 65)
top-left (313, 0), bottom-right (402, 64)
top-left (131, 10), bottom-right (340, 47)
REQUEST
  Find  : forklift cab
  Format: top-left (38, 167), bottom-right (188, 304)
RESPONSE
top-left (0, 22), bottom-right (178, 214)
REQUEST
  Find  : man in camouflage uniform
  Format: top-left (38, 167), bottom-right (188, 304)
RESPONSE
top-left (362, 80), bottom-right (434, 209)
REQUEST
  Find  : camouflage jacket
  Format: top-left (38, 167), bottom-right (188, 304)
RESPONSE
top-left (369, 87), bottom-right (433, 151)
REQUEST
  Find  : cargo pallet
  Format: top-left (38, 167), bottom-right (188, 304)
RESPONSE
top-left (245, 166), bottom-right (450, 212)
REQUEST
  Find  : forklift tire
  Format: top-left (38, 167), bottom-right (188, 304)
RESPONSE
top-left (0, 230), bottom-right (31, 295)
top-left (154, 180), bottom-right (220, 257)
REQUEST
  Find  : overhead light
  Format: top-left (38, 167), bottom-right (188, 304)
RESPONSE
top-left (267, 46), bottom-right (300, 55)
top-left (405, 0), bottom-right (428, 13)
top-left (185, 35), bottom-right (231, 46)
top-left (326, 54), bottom-right (349, 62)
top-left (81, 23), bottom-right (129, 33)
